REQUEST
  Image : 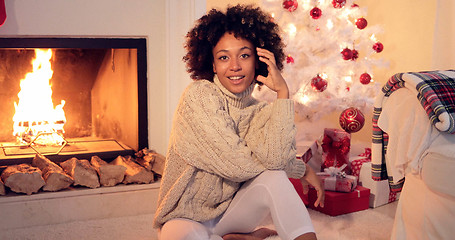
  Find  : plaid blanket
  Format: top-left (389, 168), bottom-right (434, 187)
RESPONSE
top-left (371, 70), bottom-right (455, 192)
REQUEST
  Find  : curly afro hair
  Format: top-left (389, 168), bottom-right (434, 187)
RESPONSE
top-left (183, 4), bottom-right (286, 81)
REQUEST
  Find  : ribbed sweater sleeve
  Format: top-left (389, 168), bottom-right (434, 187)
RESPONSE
top-left (171, 81), bottom-right (265, 182)
top-left (245, 99), bottom-right (306, 179)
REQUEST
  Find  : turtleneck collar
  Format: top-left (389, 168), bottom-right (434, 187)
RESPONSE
top-left (213, 75), bottom-right (256, 109)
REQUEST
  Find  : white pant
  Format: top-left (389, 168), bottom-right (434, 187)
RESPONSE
top-left (160, 170), bottom-right (315, 240)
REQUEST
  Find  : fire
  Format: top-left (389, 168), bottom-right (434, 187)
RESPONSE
top-left (13, 49), bottom-right (66, 145)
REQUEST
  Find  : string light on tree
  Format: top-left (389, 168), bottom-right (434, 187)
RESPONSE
top-left (255, 0), bottom-right (388, 121)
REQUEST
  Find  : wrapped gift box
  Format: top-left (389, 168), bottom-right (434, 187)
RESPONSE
top-left (321, 128), bottom-right (351, 173)
top-left (308, 185), bottom-right (370, 216)
top-left (317, 170), bottom-right (357, 193)
top-left (289, 178), bottom-right (309, 205)
top-left (358, 161), bottom-right (400, 208)
top-left (296, 140), bottom-right (322, 172)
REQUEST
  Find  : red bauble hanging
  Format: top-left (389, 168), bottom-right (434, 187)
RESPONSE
top-left (356, 18), bottom-right (368, 29)
top-left (339, 107), bottom-right (365, 133)
top-left (341, 48), bottom-right (353, 60)
top-left (332, 0), bottom-right (346, 8)
top-left (373, 42), bottom-right (384, 53)
top-left (311, 75), bottom-right (328, 92)
top-left (310, 7), bottom-right (322, 19)
top-left (351, 49), bottom-right (359, 61)
top-left (286, 55), bottom-right (295, 64)
top-left (360, 73), bottom-right (372, 84)
top-left (283, 0), bottom-right (298, 12)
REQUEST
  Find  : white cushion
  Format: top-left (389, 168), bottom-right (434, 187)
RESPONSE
top-left (422, 152), bottom-right (455, 198)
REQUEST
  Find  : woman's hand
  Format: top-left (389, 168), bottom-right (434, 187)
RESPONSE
top-left (256, 48), bottom-right (289, 99)
top-left (301, 164), bottom-right (325, 208)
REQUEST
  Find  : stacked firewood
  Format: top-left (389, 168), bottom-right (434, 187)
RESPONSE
top-left (0, 148), bottom-right (165, 195)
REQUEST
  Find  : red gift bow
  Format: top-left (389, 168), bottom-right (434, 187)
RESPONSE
top-left (321, 134), bottom-right (350, 169)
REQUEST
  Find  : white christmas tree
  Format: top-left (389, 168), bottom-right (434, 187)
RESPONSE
top-left (255, 0), bottom-right (387, 121)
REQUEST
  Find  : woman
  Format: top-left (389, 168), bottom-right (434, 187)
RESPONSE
top-left (154, 4), bottom-right (324, 240)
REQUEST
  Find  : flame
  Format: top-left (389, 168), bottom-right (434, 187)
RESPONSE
top-left (13, 49), bottom-right (66, 145)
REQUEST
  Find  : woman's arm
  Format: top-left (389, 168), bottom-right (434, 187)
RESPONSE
top-left (171, 81), bottom-right (265, 182)
top-left (244, 99), bottom-right (297, 170)
top-left (301, 164), bottom-right (325, 208)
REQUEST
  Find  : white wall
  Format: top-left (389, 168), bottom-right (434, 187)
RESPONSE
top-left (0, 0), bottom-right (206, 154)
top-left (432, 0), bottom-right (455, 69)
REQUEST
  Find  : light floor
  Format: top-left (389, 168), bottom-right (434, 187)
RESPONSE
top-left (1, 201), bottom-right (397, 240)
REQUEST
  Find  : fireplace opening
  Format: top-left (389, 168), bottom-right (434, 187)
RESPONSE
top-left (0, 38), bottom-right (148, 166)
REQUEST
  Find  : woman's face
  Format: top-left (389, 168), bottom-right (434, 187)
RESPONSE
top-left (212, 32), bottom-right (257, 94)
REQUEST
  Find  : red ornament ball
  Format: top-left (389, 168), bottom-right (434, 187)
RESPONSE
top-left (332, 0), bottom-right (346, 8)
top-left (310, 7), bottom-right (322, 19)
top-left (341, 48), bottom-right (353, 60)
top-left (286, 55), bottom-right (295, 64)
top-left (351, 49), bottom-right (359, 61)
top-left (360, 73), bottom-right (372, 84)
top-left (373, 42), bottom-right (384, 53)
top-left (283, 0), bottom-right (298, 12)
top-left (339, 107), bottom-right (365, 133)
top-left (311, 75), bottom-right (328, 92)
top-left (356, 18), bottom-right (368, 29)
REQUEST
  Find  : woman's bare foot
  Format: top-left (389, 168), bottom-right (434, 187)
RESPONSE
top-left (222, 227), bottom-right (278, 240)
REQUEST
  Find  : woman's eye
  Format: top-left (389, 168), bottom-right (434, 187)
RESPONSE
top-left (240, 54), bottom-right (250, 59)
top-left (218, 56), bottom-right (228, 61)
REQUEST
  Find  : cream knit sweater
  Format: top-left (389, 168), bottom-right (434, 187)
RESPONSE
top-left (153, 76), bottom-right (306, 228)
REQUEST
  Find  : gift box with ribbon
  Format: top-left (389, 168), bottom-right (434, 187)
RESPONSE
top-left (317, 164), bottom-right (357, 192)
top-left (358, 161), bottom-right (400, 208)
top-left (349, 148), bottom-right (400, 208)
top-left (321, 128), bottom-right (351, 173)
top-left (350, 148), bottom-right (372, 183)
top-left (308, 185), bottom-right (370, 216)
top-left (296, 140), bottom-right (322, 172)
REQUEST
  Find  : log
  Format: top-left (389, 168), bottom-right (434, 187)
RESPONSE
top-left (0, 178), bottom-right (5, 195)
top-left (32, 154), bottom-right (74, 192)
top-left (90, 156), bottom-right (126, 187)
top-left (0, 164), bottom-right (45, 195)
top-left (112, 155), bottom-right (154, 184)
top-left (60, 157), bottom-right (100, 189)
top-left (135, 148), bottom-right (165, 176)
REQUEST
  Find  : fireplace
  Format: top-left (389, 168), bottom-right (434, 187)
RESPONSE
top-left (0, 38), bottom-right (148, 166)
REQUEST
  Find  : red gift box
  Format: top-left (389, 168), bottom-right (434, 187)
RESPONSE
top-left (321, 128), bottom-right (351, 173)
top-left (289, 178), bottom-right (309, 205)
top-left (308, 185), bottom-right (370, 216)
